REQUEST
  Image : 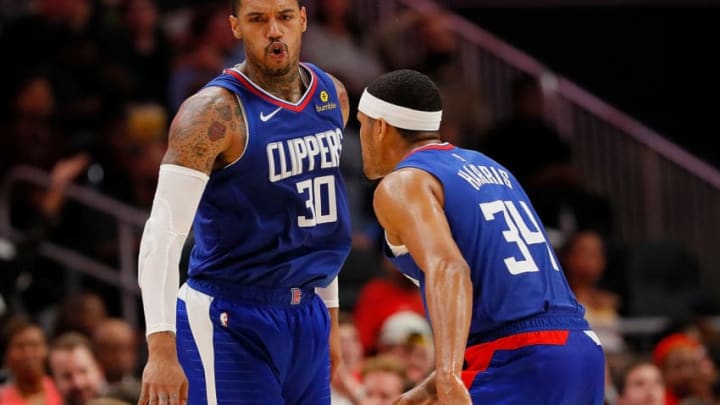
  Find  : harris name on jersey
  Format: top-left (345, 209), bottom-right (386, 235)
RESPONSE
top-left (457, 161), bottom-right (513, 191)
top-left (266, 127), bottom-right (343, 182)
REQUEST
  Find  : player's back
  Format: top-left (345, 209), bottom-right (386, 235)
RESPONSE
top-left (388, 143), bottom-right (586, 343)
top-left (186, 63), bottom-right (352, 292)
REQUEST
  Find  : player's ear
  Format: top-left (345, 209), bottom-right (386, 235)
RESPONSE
top-left (229, 14), bottom-right (242, 39)
top-left (376, 118), bottom-right (389, 141)
top-left (300, 6), bottom-right (307, 32)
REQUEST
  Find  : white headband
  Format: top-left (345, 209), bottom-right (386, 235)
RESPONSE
top-left (358, 89), bottom-right (442, 131)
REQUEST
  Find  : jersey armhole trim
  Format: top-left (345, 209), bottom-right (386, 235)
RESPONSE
top-left (385, 231), bottom-right (409, 257)
top-left (222, 94), bottom-right (250, 170)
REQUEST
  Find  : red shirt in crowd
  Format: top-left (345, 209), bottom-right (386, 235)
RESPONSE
top-left (353, 277), bottom-right (425, 354)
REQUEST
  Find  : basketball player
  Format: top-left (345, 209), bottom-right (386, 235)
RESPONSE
top-left (356, 69), bottom-right (605, 404)
top-left (136, 0), bottom-right (352, 404)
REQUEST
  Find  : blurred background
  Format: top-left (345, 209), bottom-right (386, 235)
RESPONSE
top-left (1, 0), bottom-right (719, 404)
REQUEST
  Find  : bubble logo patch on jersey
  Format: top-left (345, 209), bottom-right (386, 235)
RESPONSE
top-left (316, 90), bottom-right (337, 113)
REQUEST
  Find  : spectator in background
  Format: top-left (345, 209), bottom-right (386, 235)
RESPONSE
top-left (0, 73), bottom-right (91, 316)
top-left (91, 319), bottom-right (141, 404)
top-left (476, 73), bottom-right (577, 190)
top-left (103, 0), bottom-right (173, 107)
top-left (0, 72), bottom-right (90, 225)
top-left (0, 315), bottom-right (62, 405)
top-left (615, 360), bottom-right (665, 405)
top-left (361, 355), bottom-right (412, 405)
top-left (376, 312), bottom-right (434, 386)
top-left (653, 333), bottom-right (715, 405)
top-left (371, 5), bottom-right (490, 146)
top-left (354, 258), bottom-right (425, 355)
top-left (52, 292), bottom-right (108, 338)
top-left (331, 312), bottom-right (366, 405)
top-left (476, 73), bottom-right (613, 239)
top-left (302, 0), bottom-right (385, 111)
top-left (561, 230), bottom-right (625, 355)
top-left (167, 3), bottom-right (244, 113)
top-left (49, 332), bottom-right (108, 404)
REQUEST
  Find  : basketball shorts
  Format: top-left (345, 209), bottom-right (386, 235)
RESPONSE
top-left (462, 329), bottom-right (605, 404)
top-left (176, 280), bottom-right (331, 404)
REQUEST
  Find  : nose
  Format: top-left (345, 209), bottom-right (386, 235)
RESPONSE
top-left (267, 17), bottom-right (282, 40)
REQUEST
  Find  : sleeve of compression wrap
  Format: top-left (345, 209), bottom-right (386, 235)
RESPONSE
top-left (138, 164), bottom-right (209, 336)
top-left (316, 276), bottom-right (339, 308)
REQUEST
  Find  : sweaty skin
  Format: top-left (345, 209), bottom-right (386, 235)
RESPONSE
top-left (357, 111), bottom-right (472, 405)
top-left (375, 169), bottom-right (473, 405)
top-left (138, 1), bottom-right (350, 403)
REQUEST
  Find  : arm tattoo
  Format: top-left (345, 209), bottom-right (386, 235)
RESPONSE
top-left (162, 88), bottom-right (234, 173)
top-left (215, 105), bottom-right (232, 121)
top-left (207, 121), bottom-right (226, 142)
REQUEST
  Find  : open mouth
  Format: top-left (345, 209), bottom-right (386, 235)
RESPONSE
top-left (268, 42), bottom-right (287, 58)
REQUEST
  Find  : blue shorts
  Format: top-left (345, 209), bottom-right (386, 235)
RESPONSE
top-left (176, 280), bottom-right (331, 404)
top-left (462, 329), bottom-right (605, 405)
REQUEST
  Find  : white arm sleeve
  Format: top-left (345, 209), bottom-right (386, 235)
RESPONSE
top-left (138, 164), bottom-right (209, 337)
top-left (316, 276), bottom-right (339, 308)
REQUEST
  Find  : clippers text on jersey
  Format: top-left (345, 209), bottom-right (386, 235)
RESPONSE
top-left (267, 128), bottom-right (343, 182)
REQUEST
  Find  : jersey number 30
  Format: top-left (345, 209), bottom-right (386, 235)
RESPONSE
top-left (296, 175), bottom-right (337, 227)
top-left (480, 200), bottom-right (559, 275)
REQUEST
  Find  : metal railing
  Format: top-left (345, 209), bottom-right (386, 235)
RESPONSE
top-left (361, 0), bottom-right (720, 293)
top-left (0, 166), bottom-right (148, 327)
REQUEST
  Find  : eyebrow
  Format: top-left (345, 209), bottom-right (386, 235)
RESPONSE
top-left (244, 8), bottom-right (296, 17)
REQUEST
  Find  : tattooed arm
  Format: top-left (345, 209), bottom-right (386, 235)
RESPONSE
top-left (163, 86), bottom-right (246, 172)
top-left (137, 87), bottom-right (244, 405)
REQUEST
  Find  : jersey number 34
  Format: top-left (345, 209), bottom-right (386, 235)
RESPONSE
top-left (480, 200), bottom-right (560, 275)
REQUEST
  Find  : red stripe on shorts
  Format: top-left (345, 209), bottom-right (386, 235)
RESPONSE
top-left (461, 330), bottom-right (570, 388)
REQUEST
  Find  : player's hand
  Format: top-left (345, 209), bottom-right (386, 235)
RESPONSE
top-left (435, 373), bottom-right (471, 405)
top-left (138, 332), bottom-right (188, 405)
top-left (328, 307), bottom-right (342, 383)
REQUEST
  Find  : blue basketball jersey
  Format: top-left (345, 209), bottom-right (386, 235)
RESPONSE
top-left (187, 63), bottom-right (352, 291)
top-left (386, 143), bottom-right (586, 341)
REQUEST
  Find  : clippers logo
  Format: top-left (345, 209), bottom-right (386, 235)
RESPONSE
top-left (290, 288), bottom-right (302, 305)
top-left (220, 312), bottom-right (229, 327)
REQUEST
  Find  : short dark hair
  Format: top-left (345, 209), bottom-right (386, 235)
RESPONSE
top-left (365, 69), bottom-right (442, 141)
top-left (231, 0), bottom-right (301, 16)
top-left (1, 314), bottom-right (41, 358)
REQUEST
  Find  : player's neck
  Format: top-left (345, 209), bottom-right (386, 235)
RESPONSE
top-left (405, 138), bottom-right (442, 155)
top-left (238, 62), bottom-right (305, 103)
top-left (387, 138), bottom-right (442, 168)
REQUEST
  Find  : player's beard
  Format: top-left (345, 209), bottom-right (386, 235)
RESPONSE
top-left (261, 42), bottom-right (296, 77)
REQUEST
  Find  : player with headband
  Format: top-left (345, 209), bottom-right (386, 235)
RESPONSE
top-left (356, 69), bottom-right (605, 404)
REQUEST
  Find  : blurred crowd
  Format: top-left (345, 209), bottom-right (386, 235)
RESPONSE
top-left (1, 0), bottom-right (719, 404)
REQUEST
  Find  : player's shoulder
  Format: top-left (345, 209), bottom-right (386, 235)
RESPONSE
top-left (307, 65), bottom-right (349, 126)
top-left (375, 168), bottom-right (439, 204)
top-left (183, 86), bottom-right (238, 110)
